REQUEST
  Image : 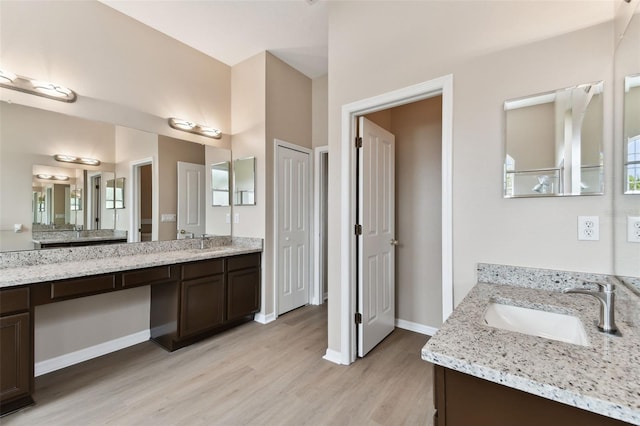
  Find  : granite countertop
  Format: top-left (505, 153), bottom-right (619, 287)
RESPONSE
top-left (0, 241), bottom-right (262, 288)
top-left (422, 281), bottom-right (640, 425)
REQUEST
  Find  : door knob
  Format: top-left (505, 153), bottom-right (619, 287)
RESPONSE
top-left (390, 239), bottom-right (399, 246)
top-left (179, 229), bottom-right (186, 234)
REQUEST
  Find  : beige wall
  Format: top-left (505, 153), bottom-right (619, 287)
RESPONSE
top-left (231, 53), bottom-right (267, 239)
top-left (35, 288), bottom-right (150, 365)
top-left (313, 75), bottom-right (329, 148)
top-left (0, 1), bottom-right (231, 143)
top-left (265, 53), bottom-right (313, 317)
top-left (157, 135), bottom-right (205, 241)
top-left (230, 52), bottom-right (311, 318)
top-left (326, 1), bottom-right (616, 353)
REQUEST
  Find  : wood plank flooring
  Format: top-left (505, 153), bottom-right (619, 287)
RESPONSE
top-left (3, 305), bottom-right (435, 425)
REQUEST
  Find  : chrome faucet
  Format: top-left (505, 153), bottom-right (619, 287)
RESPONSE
top-left (199, 234), bottom-right (213, 249)
top-left (563, 282), bottom-right (617, 333)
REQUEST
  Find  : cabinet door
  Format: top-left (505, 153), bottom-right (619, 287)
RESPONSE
top-left (227, 267), bottom-right (260, 321)
top-left (179, 275), bottom-right (225, 338)
top-left (0, 313), bottom-right (30, 402)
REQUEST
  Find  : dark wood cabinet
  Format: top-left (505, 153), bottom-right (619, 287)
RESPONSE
top-left (0, 251), bottom-right (261, 414)
top-left (150, 254), bottom-right (261, 351)
top-left (227, 256), bottom-right (260, 321)
top-left (433, 365), bottom-right (631, 426)
top-left (0, 287), bottom-right (33, 416)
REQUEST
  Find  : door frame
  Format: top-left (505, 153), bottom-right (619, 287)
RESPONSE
top-left (337, 75), bottom-right (454, 365)
top-left (313, 145), bottom-right (329, 305)
top-left (129, 158), bottom-right (154, 243)
top-left (273, 139), bottom-right (314, 318)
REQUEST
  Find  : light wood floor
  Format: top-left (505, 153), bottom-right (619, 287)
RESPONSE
top-left (3, 305), bottom-right (435, 425)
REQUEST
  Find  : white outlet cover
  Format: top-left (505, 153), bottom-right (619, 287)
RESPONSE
top-left (578, 216), bottom-right (599, 241)
top-left (161, 213), bottom-right (177, 223)
top-left (628, 216), bottom-right (640, 243)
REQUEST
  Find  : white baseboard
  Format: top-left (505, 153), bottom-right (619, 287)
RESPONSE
top-left (253, 312), bottom-right (276, 324)
top-left (35, 330), bottom-right (150, 377)
top-left (322, 348), bottom-right (343, 365)
top-left (395, 318), bottom-right (438, 336)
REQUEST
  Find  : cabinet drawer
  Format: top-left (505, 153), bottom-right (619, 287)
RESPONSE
top-left (50, 275), bottom-right (116, 300)
top-left (0, 287), bottom-right (30, 316)
top-left (182, 259), bottom-right (224, 281)
top-left (226, 253), bottom-right (261, 272)
top-left (122, 265), bottom-right (175, 288)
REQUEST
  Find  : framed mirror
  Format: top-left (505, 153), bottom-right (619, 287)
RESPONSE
top-left (106, 177), bottom-right (125, 209)
top-left (233, 157), bottom-right (256, 206)
top-left (624, 74), bottom-right (640, 194)
top-left (503, 81), bottom-right (604, 198)
top-left (211, 161), bottom-right (230, 207)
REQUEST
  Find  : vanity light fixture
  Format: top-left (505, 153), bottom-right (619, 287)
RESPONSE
top-left (36, 174), bottom-right (69, 181)
top-left (168, 117), bottom-right (222, 139)
top-left (0, 68), bottom-right (77, 103)
top-left (0, 69), bottom-right (17, 83)
top-left (54, 154), bottom-right (101, 166)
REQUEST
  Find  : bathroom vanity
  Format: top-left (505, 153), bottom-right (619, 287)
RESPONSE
top-left (0, 239), bottom-right (262, 416)
top-left (423, 264), bottom-right (640, 426)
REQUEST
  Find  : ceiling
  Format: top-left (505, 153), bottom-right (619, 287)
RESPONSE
top-left (99, 0), bottom-right (328, 79)
top-left (99, 0), bottom-right (620, 81)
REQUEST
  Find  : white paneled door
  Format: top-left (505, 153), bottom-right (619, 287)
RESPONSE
top-left (277, 144), bottom-right (311, 315)
top-left (177, 161), bottom-right (205, 239)
top-left (358, 117), bottom-right (396, 357)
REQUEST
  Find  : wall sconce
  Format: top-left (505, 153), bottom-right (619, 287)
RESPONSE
top-left (0, 68), bottom-right (77, 103)
top-left (54, 154), bottom-right (101, 166)
top-left (36, 174), bottom-right (69, 181)
top-left (168, 117), bottom-right (222, 139)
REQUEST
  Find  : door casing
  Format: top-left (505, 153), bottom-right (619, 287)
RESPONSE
top-left (329, 75), bottom-right (454, 366)
top-left (313, 145), bottom-right (329, 305)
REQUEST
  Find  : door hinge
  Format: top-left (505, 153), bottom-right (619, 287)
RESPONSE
top-left (355, 137), bottom-right (362, 148)
top-left (355, 312), bottom-right (362, 324)
top-left (355, 224), bottom-right (362, 235)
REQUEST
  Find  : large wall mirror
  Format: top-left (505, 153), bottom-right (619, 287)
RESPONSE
top-left (624, 73), bottom-right (640, 194)
top-left (614, 3), bottom-right (640, 281)
top-left (504, 81), bottom-right (604, 198)
top-left (0, 102), bottom-right (232, 252)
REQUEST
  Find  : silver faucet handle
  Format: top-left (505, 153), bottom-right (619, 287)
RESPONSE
top-left (588, 281), bottom-right (615, 292)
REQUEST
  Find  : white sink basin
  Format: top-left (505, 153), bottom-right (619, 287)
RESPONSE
top-left (484, 303), bottom-right (590, 346)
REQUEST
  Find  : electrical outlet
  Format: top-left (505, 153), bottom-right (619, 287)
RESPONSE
top-left (628, 216), bottom-right (640, 243)
top-left (578, 216), bottom-right (599, 241)
top-left (161, 213), bottom-right (176, 223)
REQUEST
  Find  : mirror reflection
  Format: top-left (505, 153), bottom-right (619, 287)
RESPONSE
top-left (0, 102), bottom-right (232, 252)
top-left (233, 157), bottom-right (256, 206)
top-left (106, 177), bottom-right (125, 209)
top-left (211, 162), bottom-right (230, 207)
top-left (624, 74), bottom-right (640, 194)
top-left (504, 81), bottom-right (604, 198)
